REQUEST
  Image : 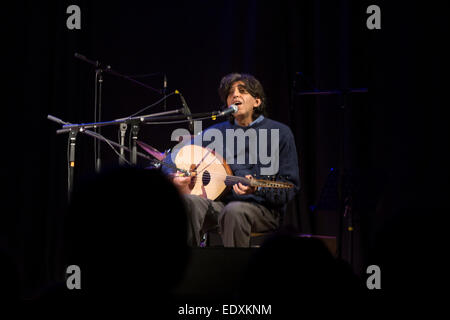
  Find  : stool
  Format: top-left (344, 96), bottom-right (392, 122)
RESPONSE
top-left (201, 230), bottom-right (274, 248)
top-left (249, 232), bottom-right (273, 247)
top-left (202, 231), bottom-right (337, 255)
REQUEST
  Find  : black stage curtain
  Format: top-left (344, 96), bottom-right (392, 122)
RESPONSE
top-left (3, 0), bottom-right (449, 298)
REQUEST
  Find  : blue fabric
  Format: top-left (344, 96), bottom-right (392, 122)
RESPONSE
top-left (234, 114), bottom-right (265, 126)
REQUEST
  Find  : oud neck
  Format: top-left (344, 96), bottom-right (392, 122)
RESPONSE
top-left (224, 175), bottom-right (252, 186)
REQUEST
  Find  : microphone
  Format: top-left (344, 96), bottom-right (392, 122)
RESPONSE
top-left (217, 104), bottom-right (238, 117)
top-left (175, 90), bottom-right (194, 133)
top-left (74, 53), bottom-right (111, 70)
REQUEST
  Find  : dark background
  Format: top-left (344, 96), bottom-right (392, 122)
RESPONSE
top-left (3, 0), bottom-right (449, 299)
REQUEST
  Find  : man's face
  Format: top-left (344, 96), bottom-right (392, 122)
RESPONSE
top-left (226, 81), bottom-right (261, 121)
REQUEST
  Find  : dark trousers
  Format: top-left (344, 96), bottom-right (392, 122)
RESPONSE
top-left (182, 194), bottom-right (279, 247)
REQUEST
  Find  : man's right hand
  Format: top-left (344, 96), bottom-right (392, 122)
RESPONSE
top-left (172, 175), bottom-right (192, 194)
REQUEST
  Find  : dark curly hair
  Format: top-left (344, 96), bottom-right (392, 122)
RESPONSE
top-left (218, 73), bottom-right (267, 121)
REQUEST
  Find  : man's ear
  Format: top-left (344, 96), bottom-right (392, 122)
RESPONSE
top-left (253, 98), bottom-right (262, 108)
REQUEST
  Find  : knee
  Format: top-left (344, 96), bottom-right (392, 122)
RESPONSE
top-left (182, 194), bottom-right (200, 216)
top-left (220, 202), bottom-right (247, 223)
top-left (182, 194), bottom-right (197, 206)
top-left (182, 194), bottom-right (212, 223)
top-left (183, 194), bottom-right (204, 207)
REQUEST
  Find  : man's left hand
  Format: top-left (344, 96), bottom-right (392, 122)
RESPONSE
top-left (233, 175), bottom-right (257, 195)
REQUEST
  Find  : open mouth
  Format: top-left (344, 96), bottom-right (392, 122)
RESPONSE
top-left (233, 101), bottom-right (242, 106)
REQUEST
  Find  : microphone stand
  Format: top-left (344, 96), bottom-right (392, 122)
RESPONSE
top-left (119, 122), bottom-right (127, 166)
top-left (295, 85), bottom-right (368, 265)
top-left (47, 115), bottom-right (79, 203)
top-left (49, 109), bottom-right (183, 201)
top-left (49, 104), bottom-right (233, 202)
top-left (51, 115), bottom-right (162, 167)
top-left (130, 120), bottom-right (140, 165)
top-left (74, 53), bottom-right (163, 170)
top-left (68, 129), bottom-right (78, 203)
top-left (94, 68), bottom-right (103, 173)
top-left (62, 108), bottom-right (184, 164)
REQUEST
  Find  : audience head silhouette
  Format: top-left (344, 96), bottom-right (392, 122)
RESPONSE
top-left (237, 231), bottom-right (365, 316)
top-left (63, 166), bottom-right (189, 303)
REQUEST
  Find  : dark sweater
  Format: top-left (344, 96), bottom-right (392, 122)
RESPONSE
top-left (162, 117), bottom-right (300, 210)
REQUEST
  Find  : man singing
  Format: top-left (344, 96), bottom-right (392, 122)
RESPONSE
top-left (164, 73), bottom-right (300, 247)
